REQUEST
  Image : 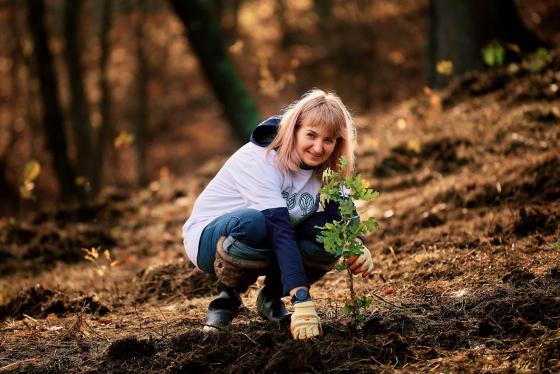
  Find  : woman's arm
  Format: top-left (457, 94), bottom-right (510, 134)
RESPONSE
top-left (261, 207), bottom-right (309, 296)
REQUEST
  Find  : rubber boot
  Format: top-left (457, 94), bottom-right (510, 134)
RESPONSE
top-left (203, 284), bottom-right (242, 333)
top-left (256, 285), bottom-right (291, 322)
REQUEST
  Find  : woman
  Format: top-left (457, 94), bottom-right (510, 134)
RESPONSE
top-left (182, 89), bottom-right (373, 340)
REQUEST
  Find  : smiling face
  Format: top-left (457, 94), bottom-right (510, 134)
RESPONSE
top-left (294, 122), bottom-right (337, 168)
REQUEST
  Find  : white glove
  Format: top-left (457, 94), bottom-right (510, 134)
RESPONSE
top-left (290, 300), bottom-right (322, 340)
top-left (348, 245), bottom-right (373, 277)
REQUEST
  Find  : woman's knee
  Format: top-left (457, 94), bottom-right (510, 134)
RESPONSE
top-left (228, 208), bottom-right (268, 248)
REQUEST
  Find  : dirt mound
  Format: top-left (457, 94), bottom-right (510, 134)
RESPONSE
top-left (373, 137), bottom-right (471, 178)
top-left (442, 70), bottom-right (509, 108)
top-left (523, 107), bottom-right (560, 123)
top-left (502, 267), bottom-right (536, 286)
top-left (164, 324), bottom-right (414, 373)
top-left (365, 274), bottom-right (560, 351)
top-left (135, 262), bottom-right (216, 302)
top-left (0, 222), bottom-right (116, 275)
top-left (474, 284), bottom-right (560, 337)
top-left (512, 206), bottom-right (559, 236)
top-left (108, 337), bottom-right (156, 360)
top-left (0, 285), bottom-right (109, 321)
top-left (442, 49), bottom-right (560, 108)
top-left (31, 199), bottom-right (125, 226)
top-left (432, 155), bottom-right (560, 210)
top-left (0, 193), bottom-right (133, 275)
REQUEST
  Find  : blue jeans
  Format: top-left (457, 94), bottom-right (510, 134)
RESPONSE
top-left (197, 208), bottom-right (338, 291)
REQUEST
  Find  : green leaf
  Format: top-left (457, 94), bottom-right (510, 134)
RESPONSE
top-left (529, 48), bottom-right (549, 72)
top-left (361, 217), bottom-right (379, 233)
top-left (346, 240), bottom-right (365, 257)
top-left (361, 189), bottom-right (379, 202)
top-left (354, 314), bottom-right (366, 329)
top-left (339, 199), bottom-right (355, 218)
top-left (356, 296), bottom-right (373, 309)
top-left (343, 304), bottom-right (353, 316)
top-left (549, 240), bottom-right (560, 250)
top-left (482, 41), bottom-right (505, 67)
top-left (335, 262), bottom-right (348, 271)
top-left (339, 156), bottom-right (349, 172)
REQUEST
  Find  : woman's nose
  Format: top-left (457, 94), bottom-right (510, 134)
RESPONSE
top-left (312, 141), bottom-right (323, 153)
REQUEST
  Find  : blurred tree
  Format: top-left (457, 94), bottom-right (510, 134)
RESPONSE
top-left (314, 0), bottom-right (332, 22)
top-left (0, 0), bottom-right (24, 212)
top-left (169, 0), bottom-right (260, 141)
top-left (91, 0), bottom-right (113, 196)
top-left (135, 0), bottom-right (148, 186)
top-left (210, 0), bottom-right (241, 41)
top-left (26, 0), bottom-right (79, 200)
top-left (64, 0), bottom-right (92, 181)
top-left (427, 0), bottom-right (543, 88)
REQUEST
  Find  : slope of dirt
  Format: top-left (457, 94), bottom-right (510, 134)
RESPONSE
top-left (1, 53), bottom-right (560, 373)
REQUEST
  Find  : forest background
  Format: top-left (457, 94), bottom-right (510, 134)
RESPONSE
top-left (0, 0), bottom-right (558, 213)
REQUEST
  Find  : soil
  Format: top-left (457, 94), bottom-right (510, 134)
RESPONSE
top-left (1, 37), bottom-right (560, 374)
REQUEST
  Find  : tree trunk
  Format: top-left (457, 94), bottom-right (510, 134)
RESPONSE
top-left (64, 0), bottom-right (93, 180)
top-left (168, 0), bottom-right (260, 141)
top-left (211, 0), bottom-right (241, 41)
top-left (91, 0), bottom-right (113, 196)
top-left (135, 0), bottom-right (148, 186)
top-left (427, 0), bottom-right (543, 88)
top-left (2, 0), bottom-right (23, 212)
top-left (26, 0), bottom-right (79, 200)
top-left (314, 0), bottom-right (332, 22)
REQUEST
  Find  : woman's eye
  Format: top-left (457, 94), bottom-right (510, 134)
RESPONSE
top-left (307, 133), bottom-right (316, 139)
top-left (325, 139), bottom-right (334, 144)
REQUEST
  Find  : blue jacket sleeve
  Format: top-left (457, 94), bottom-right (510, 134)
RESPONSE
top-left (261, 207), bottom-right (309, 295)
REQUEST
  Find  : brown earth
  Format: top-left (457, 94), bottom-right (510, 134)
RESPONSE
top-left (1, 51), bottom-right (560, 374)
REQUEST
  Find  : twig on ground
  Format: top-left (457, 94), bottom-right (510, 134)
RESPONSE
top-left (0, 358), bottom-right (38, 373)
top-left (134, 305), bottom-right (164, 338)
top-left (157, 306), bottom-right (170, 336)
top-left (370, 292), bottom-right (407, 310)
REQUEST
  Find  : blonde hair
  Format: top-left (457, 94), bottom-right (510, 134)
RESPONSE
top-left (267, 89), bottom-right (356, 176)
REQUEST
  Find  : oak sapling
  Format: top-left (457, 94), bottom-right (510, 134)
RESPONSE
top-left (316, 156), bottom-right (379, 329)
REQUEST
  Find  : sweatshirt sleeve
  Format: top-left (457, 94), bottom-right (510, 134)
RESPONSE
top-left (262, 207), bottom-right (309, 295)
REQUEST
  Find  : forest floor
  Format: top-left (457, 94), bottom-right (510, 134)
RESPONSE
top-left (1, 51), bottom-right (560, 373)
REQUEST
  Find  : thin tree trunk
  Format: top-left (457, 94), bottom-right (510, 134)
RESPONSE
top-left (64, 0), bottom-right (93, 181)
top-left (230, 0), bottom-right (240, 37)
top-left (135, 0), bottom-right (148, 186)
top-left (276, 0), bottom-right (291, 49)
top-left (91, 0), bottom-right (113, 196)
top-left (314, 0), bottom-right (332, 22)
top-left (26, 0), bottom-right (78, 200)
top-left (169, 0), bottom-right (260, 141)
top-left (2, 0), bottom-right (23, 212)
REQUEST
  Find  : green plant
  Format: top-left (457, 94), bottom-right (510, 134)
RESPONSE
top-left (316, 156), bottom-right (379, 329)
top-left (482, 41), bottom-right (505, 67)
top-left (528, 48), bottom-right (550, 72)
top-left (82, 247), bottom-right (120, 291)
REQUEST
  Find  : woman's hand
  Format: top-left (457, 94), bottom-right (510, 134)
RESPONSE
top-left (347, 242), bottom-right (373, 277)
top-left (290, 300), bottom-right (322, 339)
